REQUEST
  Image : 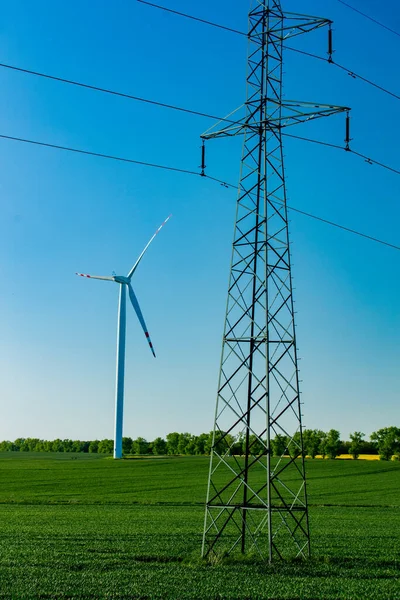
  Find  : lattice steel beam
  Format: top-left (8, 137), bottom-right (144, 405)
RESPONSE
top-left (202, 0), bottom-right (349, 563)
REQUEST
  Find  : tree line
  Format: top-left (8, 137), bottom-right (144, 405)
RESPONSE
top-left (1, 427), bottom-right (399, 460)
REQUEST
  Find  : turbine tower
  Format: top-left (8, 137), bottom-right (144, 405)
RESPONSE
top-left (201, 0), bottom-right (349, 561)
top-left (77, 216), bottom-right (171, 459)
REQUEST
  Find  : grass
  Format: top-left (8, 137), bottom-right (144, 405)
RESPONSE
top-left (0, 453), bottom-right (399, 599)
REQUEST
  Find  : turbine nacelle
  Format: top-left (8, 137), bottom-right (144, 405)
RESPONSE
top-left (113, 275), bottom-right (130, 285)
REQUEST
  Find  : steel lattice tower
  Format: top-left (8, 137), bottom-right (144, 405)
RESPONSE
top-left (202, 0), bottom-right (349, 562)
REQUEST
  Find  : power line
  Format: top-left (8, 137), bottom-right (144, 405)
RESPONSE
top-left (0, 11), bottom-right (398, 250)
top-left (2, 130), bottom-right (397, 252)
top-left (137, 0), bottom-right (247, 36)
top-left (207, 176), bottom-right (400, 252)
top-left (5, 48), bottom-right (399, 119)
top-left (337, 0), bottom-right (400, 39)
top-left (0, 133), bottom-right (199, 176)
top-left (137, 1), bottom-right (400, 105)
top-left (333, 60), bottom-right (400, 103)
top-left (287, 206), bottom-right (400, 251)
top-left (1, 60), bottom-right (399, 177)
top-left (0, 62), bottom-right (227, 123)
top-left (283, 133), bottom-right (400, 177)
top-left (284, 45), bottom-right (326, 62)
top-left (285, 46), bottom-right (400, 102)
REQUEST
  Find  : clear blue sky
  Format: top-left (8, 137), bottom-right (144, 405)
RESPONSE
top-left (0, 0), bottom-right (399, 443)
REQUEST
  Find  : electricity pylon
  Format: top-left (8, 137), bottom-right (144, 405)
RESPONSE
top-left (201, 0), bottom-right (350, 562)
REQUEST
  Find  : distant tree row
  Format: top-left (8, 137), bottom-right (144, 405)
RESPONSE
top-left (1, 427), bottom-right (399, 460)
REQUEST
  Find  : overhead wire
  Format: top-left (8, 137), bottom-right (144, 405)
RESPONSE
top-left (0, 133), bottom-right (199, 176)
top-left (198, 176), bottom-right (400, 252)
top-left (0, 60), bottom-right (399, 176)
top-left (136, 1), bottom-right (400, 104)
top-left (0, 131), bottom-right (398, 252)
top-left (283, 133), bottom-right (400, 177)
top-left (336, 0), bottom-right (400, 39)
top-left (0, 62), bottom-right (228, 123)
top-left (0, 3), bottom-right (397, 251)
top-left (332, 61), bottom-right (400, 103)
top-left (136, 0), bottom-right (248, 36)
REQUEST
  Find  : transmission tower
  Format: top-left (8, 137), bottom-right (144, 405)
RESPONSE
top-left (202, 0), bottom-right (350, 562)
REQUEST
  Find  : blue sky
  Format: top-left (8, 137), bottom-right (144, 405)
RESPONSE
top-left (0, 0), bottom-right (399, 443)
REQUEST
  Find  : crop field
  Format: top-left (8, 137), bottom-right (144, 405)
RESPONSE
top-left (0, 453), bottom-right (399, 599)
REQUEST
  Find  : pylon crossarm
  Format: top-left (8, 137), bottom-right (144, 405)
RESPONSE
top-left (202, 105), bottom-right (349, 139)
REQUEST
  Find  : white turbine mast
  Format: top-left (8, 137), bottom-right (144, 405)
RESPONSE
top-left (76, 215), bottom-right (171, 458)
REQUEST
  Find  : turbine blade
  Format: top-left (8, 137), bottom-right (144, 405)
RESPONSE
top-left (76, 273), bottom-right (114, 281)
top-left (127, 215), bottom-right (171, 279)
top-left (128, 284), bottom-right (156, 357)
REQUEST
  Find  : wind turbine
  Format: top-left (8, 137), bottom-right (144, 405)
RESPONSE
top-left (76, 215), bottom-right (171, 459)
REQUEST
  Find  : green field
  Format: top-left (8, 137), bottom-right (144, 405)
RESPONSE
top-left (0, 453), bottom-right (399, 599)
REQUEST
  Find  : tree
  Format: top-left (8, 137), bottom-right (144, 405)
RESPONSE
top-left (325, 429), bottom-right (341, 460)
top-left (23, 438), bottom-right (40, 452)
top-left (73, 440), bottom-right (89, 453)
top-left (183, 435), bottom-right (198, 455)
top-left (98, 439), bottom-right (113, 454)
top-left (319, 431), bottom-right (328, 458)
top-left (371, 427), bottom-right (400, 461)
top-left (166, 432), bottom-right (180, 455)
top-left (88, 440), bottom-right (99, 453)
top-left (81, 441), bottom-right (90, 453)
top-left (248, 434), bottom-right (266, 455)
top-left (62, 439), bottom-right (74, 453)
top-left (132, 437), bottom-right (149, 455)
top-left (152, 437), bottom-right (167, 455)
top-left (52, 439), bottom-right (64, 453)
top-left (271, 434), bottom-right (288, 457)
top-left (225, 433), bottom-right (237, 455)
top-left (193, 433), bottom-right (209, 455)
top-left (230, 433), bottom-right (244, 456)
top-left (212, 431), bottom-right (236, 455)
top-left (349, 431), bottom-right (364, 460)
top-left (287, 432), bottom-right (303, 459)
top-left (122, 437), bottom-right (133, 455)
top-left (14, 438), bottom-right (26, 452)
top-left (304, 429), bottom-right (323, 459)
top-left (177, 433), bottom-right (193, 455)
top-left (0, 440), bottom-right (13, 451)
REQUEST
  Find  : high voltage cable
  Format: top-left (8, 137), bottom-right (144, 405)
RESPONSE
top-left (285, 46), bottom-right (400, 103)
top-left (201, 176), bottom-right (400, 251)
top-left (333, 61), bottom-right (400, 102)
top-left (0, 62), bottom-right (226, 123)
top-left (1, 61), bottom-right (399, 176)
top-left (0, 133), bottom-right (199, 176)
top-left (137, 1), bottom-right (400, 104)
top-left (337, 0), bottom-right (400, 39)
top-left (0, 7), bottom-right (397, 249)
top-left (137, 0), bottom-right (247, 36)
top-left (283, 133), bottom-right (400, 177)
top-left (0, 131), bottom-right (398, 252)
top-left (4, 50), bottom-right (399, 110)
